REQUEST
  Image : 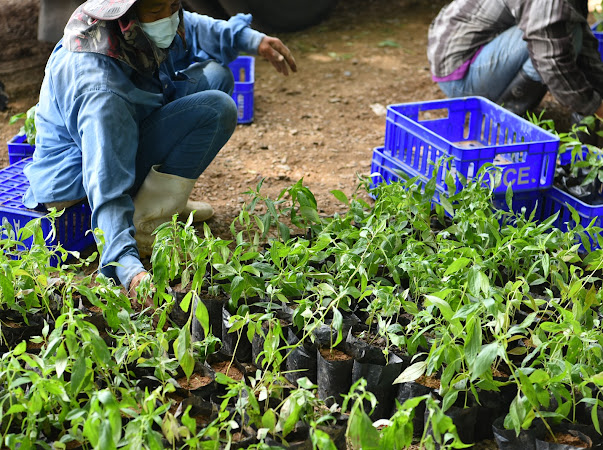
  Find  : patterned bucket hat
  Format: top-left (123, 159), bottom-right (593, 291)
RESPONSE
top-left (83, 0), bottom-right (139, 20)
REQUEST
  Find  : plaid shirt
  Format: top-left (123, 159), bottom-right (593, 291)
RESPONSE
top-left (427, 0), bottom-right (603, 115)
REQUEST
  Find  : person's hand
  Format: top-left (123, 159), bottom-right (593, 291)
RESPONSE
top-left (128, 271), bottom-right (152, 306)
top-left (128, 271), bottom-right (163, 327)
top-left (257, 36), bottom-right (297, 76)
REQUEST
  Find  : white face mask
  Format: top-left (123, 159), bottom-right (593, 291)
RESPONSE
top-left (140, 11), bottom-right (180, 49)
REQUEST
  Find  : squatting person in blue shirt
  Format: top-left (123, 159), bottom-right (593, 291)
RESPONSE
top-left (23, 0), bottom-right (296, 305)
top-left (427, 0), bottom-right (603, 131)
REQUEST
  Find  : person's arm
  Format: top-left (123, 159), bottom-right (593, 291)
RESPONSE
top-left (180, 10), bottom-right (265, 65)
top-left (72, 87), bottom-right (145, 289)
top-left (178, 10), bottom-right (296, 75)
top-left (518, 0), bottom-right (601, 115)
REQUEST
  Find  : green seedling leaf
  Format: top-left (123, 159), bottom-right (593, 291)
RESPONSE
top-left (70, 356), bottom-right (87, 396)
top-left (300, 205), bottom-right (320, 223)
top-left (181, 406), bottom-right (196, 434)
top-left (347, 405), bottom-right (380, 449)
top-left (262, 408), bottom-right (277, 431)
top-left (228, 316), bottom-right (246, 334)
top-left (90, 333), bottom-right (111, 366)
top-left (9, 112), bottom-right (26, 124)
top-left (5, 404), bottom-right (26, 415)
top-left (442, 389), bottom-right (460, 412)
top-left (468, 268), bottom-right (489, 296)
top-left (517, 370), bottom-right (539, 408)
top-left (296, 377), bottom-right (316, 390)
top-left (311, 429), bottom-right (337, 450)
top-left (175, 326), bottom-right (194, 378)
top-left (424, 295), bottom-right (454, 322)
top-left (9, 377), bottom-right (31, 390)
top-left (331, 189), bottom-right (349, 205)
top-left (0, 273), bottom-right (15, 307)
top-left (55, 343), bottom-right (68, 378)
top-left (180, 291), bottom-right (193, 313)
top-left (213, 263), bottom-right (237, 277)
top-left (281, 396), bottom-right (302, 437)
top-left (593, 402), bottom-right (602, 434)
top-left (589, 372), bottom-right (603, 386)
top-left (444, 257), bottom-right (470, 276)
top-left (13, 341), bottom-right (26, 356)
top-left (194, 297), bottom-right (210, 337)
top-left (470, 342), bottom-right (501, 381)
top-left (393, 360), bottom-right (427, 384)
top-left (332, 308), bottom-right (344, 347)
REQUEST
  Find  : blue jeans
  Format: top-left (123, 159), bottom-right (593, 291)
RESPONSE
top-left (438, 25), bottom-right (583, 100)
top-left (133, 61), bottom-right (236, 191)
top-left (110, 61), bottom-right (237, 288)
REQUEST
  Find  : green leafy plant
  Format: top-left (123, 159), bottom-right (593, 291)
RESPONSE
top-left (9, 105), bottom-right (36, 145)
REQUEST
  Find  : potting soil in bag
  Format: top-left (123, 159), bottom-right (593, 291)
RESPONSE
top-left (221, 309), bottom-right (252, 362)
top-left (285, 328), bottom-right (318, 384)
top-left (534, 422), bottom-right (601, 450)
top-left (191, 294), bottom-right (224, 341)
top-left (395, 380), bottom-right (433, 436)
top-left (351, 354), bottom-right (406, 420)
top-left (317, 347), bottom-right (354, 407)
top-left (492, 416), bottom-right (545, 450)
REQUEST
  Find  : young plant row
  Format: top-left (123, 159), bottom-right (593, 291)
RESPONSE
top-left (1, 158), bottom-right (603, 448)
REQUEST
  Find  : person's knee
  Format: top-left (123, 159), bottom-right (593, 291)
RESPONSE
top-left (205, 61), bottom-right (235, 95)
top-left (209, 90), bottom-right (238, 133)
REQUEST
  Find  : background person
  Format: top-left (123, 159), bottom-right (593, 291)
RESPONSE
top-left (23, 0), bottom-right (296, 301)
top-left (427, 0), bottom-right (603, 132)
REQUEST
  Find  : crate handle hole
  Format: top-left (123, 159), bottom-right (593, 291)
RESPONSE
top-left (418, 108), bottom-right (449, 121)
top-left (463, 111), bottom-right (471, 140)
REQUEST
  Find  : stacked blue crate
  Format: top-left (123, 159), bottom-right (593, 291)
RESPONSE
top-left (0, 158), bottom-right (94, 263)
top-left (370, 97), bottom-right (603, 249)
top-left (228, 56), bottom-right (255, 124)
top-left (379, 96), bottom-right (559, 196)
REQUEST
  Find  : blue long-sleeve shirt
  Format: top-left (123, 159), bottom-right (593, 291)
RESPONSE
top-left (23, 11), bottom-right (264, 288)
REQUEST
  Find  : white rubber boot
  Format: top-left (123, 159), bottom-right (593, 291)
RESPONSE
top-left (133, 166), bottom-right (213, 256)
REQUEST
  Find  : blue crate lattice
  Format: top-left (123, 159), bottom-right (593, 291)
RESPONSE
top-left (229, 56), bottom-right (255, 124)
top-left (383, 97), bottom-right (559, 195)
top-left (0, 158), bottom-right (94, 262)
top-left (7, 134), bottom-right (35, 165)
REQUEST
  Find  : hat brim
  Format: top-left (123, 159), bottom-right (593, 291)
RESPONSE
top-left (82, 0), bottom-right (138, 20)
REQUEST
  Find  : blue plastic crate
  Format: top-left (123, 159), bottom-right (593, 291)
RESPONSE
top-left (557, 144), bottom-right (600, 166)
top-left (0, 158), bottom-right (94, 263)
top-left (383, 97), bottom-right (559, 195)
top-left (548, 145), bottom-right (603, 248)
top-left (7, 134), bottom-right (35, 165)
top-left (540, 186), bottom-right (603, 251)
top-left (229, 56), bottom-right (255, 124)
top-left (541, 187), bottom-right (603, 232)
